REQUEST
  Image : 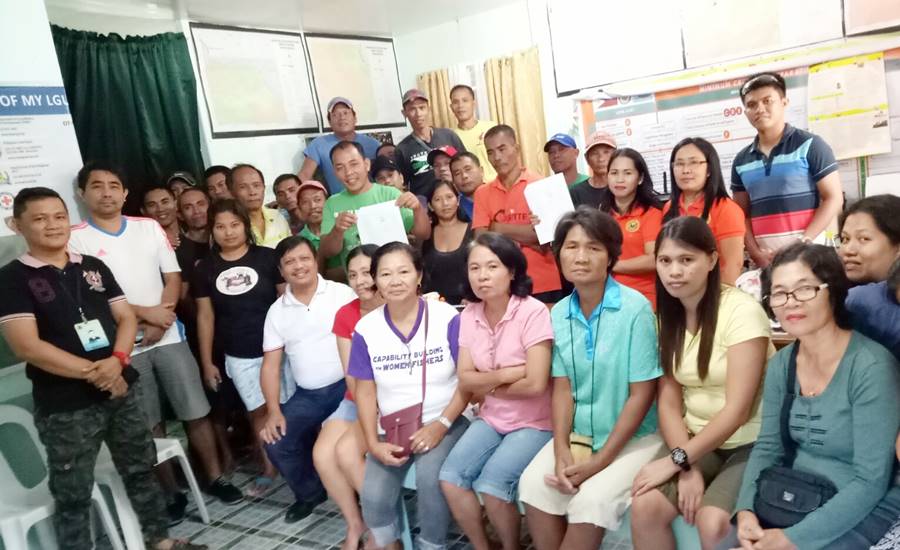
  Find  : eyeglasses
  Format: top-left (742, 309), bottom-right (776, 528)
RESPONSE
top-left (672, 160), bottom-right (707, 171)
top-left (764, 283), bottom-right (828, 308)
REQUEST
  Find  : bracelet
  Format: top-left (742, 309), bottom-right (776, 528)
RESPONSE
top-left (436, 416), bottom-right (452, 429)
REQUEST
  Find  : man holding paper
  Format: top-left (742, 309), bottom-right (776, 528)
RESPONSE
top-left (319, 141), bottom-right (431, 278)
top-left (472, 125), bottom-right (564, 304)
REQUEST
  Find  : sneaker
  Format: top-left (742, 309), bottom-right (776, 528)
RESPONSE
top-left (206, 477), bottom-right (243, 505)
top-left (167, 492), bottom-right (188, 527)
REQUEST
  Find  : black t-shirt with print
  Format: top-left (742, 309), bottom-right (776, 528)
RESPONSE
top-left (395, 127), bottom-right (466, 199)
top-left (0, 254), bottom-right (138, 413)
top-left (191, 245), bottom-right (282, 359)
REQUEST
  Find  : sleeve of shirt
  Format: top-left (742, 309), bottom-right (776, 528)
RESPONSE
top-left (471, 186), bottom-right (491, 230)
top-left (521, 299), bottom-right (554, 349)
top-left (332, 304), bottom-right (355, 338)
top-left (0, 266), bottom-right (34, 324)
top-left (190, 260), bottom-right (211, 299)
top-left (320, 197), bottom-right (337, 236)
top-left (722, 292), bottom-right (772, 348)
top-left (347, 331), bottom-right (374, 380)
top-left (731, 160), bottom-right (746, 194)
top-left (550, 339), bottom-right (568, 378)
top-left (712, 198), bottom-right (746, 240)
top-left (262, 307), bottom-right (285, 352)
top-left (152, 221), bottom-right (180, 273)
top-left (304, 137), bottom-right (322, 163)
top-left (266, 250), bottom-right (284, 285)
top-left (642, 207), bottom-right (664, 245)
top-left (457, 310), bottom-right (474, 349)
top-left (807, 134), bottom-right (839, 182)
top-left (628, 302), bottom-right (662, 382)
top-left (95, 260), bottom-right (125, 303)
top-left (447, 313), bottom-right (460, 364)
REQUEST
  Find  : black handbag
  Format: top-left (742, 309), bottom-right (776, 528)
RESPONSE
top-left (753, 344), bottom-right (838, 529)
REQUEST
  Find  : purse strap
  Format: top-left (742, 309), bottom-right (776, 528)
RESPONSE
top-left (780, 344), bottom-right (800, 468)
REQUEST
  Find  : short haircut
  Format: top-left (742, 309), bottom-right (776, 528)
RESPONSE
top-left (484, 124), bottom-right (517, 144)
top-left (13, 187), bottom-right (67, 219)
top-left (203, 165), bottom-right (230, 181)
top-left (839, 194), bottom-right (900, 246)
top-left (740, 72), bottom-right (787, 102)
top-left (888, 258), bottom-right (900, 299)
top-left (141, 183), bottom-right (174, 206)
top-left (449, 151), bottom-right (481, 168)
top-left (346, 243), bottom-right (379, 270)
top-left (207, 199), bottom-right (255, 250)
top-left (376, 143), bottom-right (394, 156)
top-left (273, 173), bottom-right (301, 194)
top-left (552, 206), bottom-right (622, 274)
top-left (274, 235), bottom-right (316, 263)
top-left (761, 242), bottom-right (851, 329)
top-left (177, 186), bottom-right (211, 207)
top-left (450, 84), bottom-right (475, 99)
top-left (461, 232), bottom-right (533, 302)
top-left (330, 140), bottom-right (366, 164)
top-left (227, 163), bottom-right (264, 189)
top-left (77, 161), bottom-right (127, 191)
top-left (371, 241), bottom-right (424, 278)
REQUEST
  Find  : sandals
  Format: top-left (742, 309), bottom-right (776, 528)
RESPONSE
top-left (245, 475), bottom-right (275, 498)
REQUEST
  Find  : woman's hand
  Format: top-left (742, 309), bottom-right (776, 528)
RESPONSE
top-left (370, 441), bottom-right (409, 466)
top-left (735, 510), bottom-right (764, 548)
top-left (677, 468), bottom-right (705, 525)
top-left (631, 456), bottom-right (680, 497)
top-left (544, 446), bottom-right (577, 495)
top-left (409, 421), bottom-right (448, 454)
top-left (750, 529), bottom-right (795, 550)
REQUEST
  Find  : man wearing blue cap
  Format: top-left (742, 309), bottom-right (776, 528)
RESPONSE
top-left (299, 97), bottom-right (381, 194)
top-left (544, 133), bottom-right (589, 187)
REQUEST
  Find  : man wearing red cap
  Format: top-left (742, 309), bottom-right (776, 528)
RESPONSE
top-left (295, 180), bottom-right (328, 251)
top-left (427, 145), bottom-right (458, 185)
top-left (570, 130), bottom-right (617, 208)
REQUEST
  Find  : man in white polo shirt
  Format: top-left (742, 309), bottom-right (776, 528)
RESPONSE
top-left (68, 162), bottom-right (242, 517)
top-left (259, 235), bottom-right (355, 523)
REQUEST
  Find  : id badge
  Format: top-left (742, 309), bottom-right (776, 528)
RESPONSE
top-left (74, 319), bottom-right (110, 351)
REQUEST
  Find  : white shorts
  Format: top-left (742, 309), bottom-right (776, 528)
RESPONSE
top-left (224, 355), bottom-right (297, 411)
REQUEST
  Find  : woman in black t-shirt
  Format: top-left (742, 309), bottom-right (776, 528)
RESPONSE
top-left (192, 199), bottom-right (291, 497)
top-left (422, 180), bottom-right (472, 305)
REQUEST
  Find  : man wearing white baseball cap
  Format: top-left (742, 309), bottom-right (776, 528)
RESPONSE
top-left (570, 130), bottom-right (617, 208)
top-left (299, 97), bottom-right (381, 195)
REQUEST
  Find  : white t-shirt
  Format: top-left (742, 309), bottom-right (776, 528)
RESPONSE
top-left (68, 216), bottom-right (182, 354)
top-left (262, 275), bottom-right (356, 389)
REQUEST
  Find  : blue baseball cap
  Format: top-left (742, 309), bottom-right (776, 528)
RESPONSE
top-left (543, 133), bottom-right (577, 151)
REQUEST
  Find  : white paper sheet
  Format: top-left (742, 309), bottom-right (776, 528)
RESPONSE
top-left (523, 173), bottom-right (575, 245)
top-left (356, 201), bottom-right (409, 246)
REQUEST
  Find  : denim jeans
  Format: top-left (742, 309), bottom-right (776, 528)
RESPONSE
top-left (361, 417), bottom-right (469, 550)
top-left (264, 379), bottom-right (345, 501)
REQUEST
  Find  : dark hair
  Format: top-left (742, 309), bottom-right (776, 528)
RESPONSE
top-left (203, 165), bottom-right (230, 181)
top-left (370, 242), bottom-right (424, 282)
top-left (13, 187), bottom-right (67, 219)
top-left (484, 124), bottom-right (517, 144)
top-left (839, 195), bottom-right (900, 246)
top-left (177, 186), bottom-right (211, 207)
top-left (428, 180), bottom-right (467, 223)
top-left (274, 235), bottom-right (316, 263)
top-left (449, 151), bottom-right (481, 168)
top-left (140, 183), bottom-right (174, 206)
top-left (461, 232), bottom-right (533, 302)
top-left (888, 258), bottom-right (900, 299)
top-left (77, 161), bottom-right (127, 191)
top-left (227, 164), bottom-right (265, 189)
top-left (346, 243), bottom-right (379, 269)
top-left (740, 72), bottom-right (786, 102)
top-left (552, 206), bottom-right (622, 277)
top-left (273, 173), bottom-right (301, 194)
top-left (655, 217), bottom-right (721, 380)
top-left (208, 199), bottom-right (255, 250)
top-left (599, 148), bottom-right (663, 215)
top-left (330, 140), bottom-right (366, 164)
top-left (663, 137), bottom-right (730, 224)
top-left (449, 84), bottom-right (475, 99)
top-left (761, 243), bottom-right (851, 329)
top-left (376, 143), bottom-right (395, 157)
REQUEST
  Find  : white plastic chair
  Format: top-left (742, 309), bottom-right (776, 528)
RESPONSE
top-left (0, 404), bottom-right (124, 550)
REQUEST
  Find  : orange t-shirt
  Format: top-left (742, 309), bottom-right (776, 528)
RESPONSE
top-left (662, 196), bottom-right (745, 275)
top-left (472, 169), bottom-right (562, 295)
top-left (611, 205), bottom-right (663, 308)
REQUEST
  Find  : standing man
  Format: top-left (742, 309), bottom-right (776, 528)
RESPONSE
top-left (395, 89), bottom-right (466, 199)
top-left (299, 97), bottom-right (381, 195)
top-left (273, 173), bottom-right (305, 234)
top-left (473, 125), bottom-right (564, 303)
top-left (141, 184), bottom-right (181, 248)
top-left (545, 133), bottom-right (589, 187)
top-left (203, 165), bottom-right (232, 201)
top-left (68, 162), bottom-right (242, 514)
top-left (175, 186), bottom-right (212, 278)
top-left (229, 163), bottom-right (292, 248)
top-left (732, 72), bottom-right (843, 267)
top-left (449, 84), bottom-right (497, 182)
top-left (449, 151), bottom-right (485, 221)
top-left (570, 130), bottom-right (617, 208)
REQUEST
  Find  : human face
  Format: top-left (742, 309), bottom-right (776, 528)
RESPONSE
top-left (432, 155), bottom-right (452, 183)
top-left (546, 142), bottom-right (578, 174)
top-left (298, 188), bottom-right (325, 225)
top-left (333, 146), bottom-right (372, 194)
top-left (586, 145), bottom-right (614, 181)
top-left (768, 260), bottom-right (833, 338)
top-left (672, 143), bottom-right (709, 200)
top-left (485, 132), bottom-right (521, 178)
top-left (449, 88), bottom-right (475, 124)
top-left (178, 189), bottom-right (209, 231)
top-left (467, 244), bottom-right (513, 302)
top-left (742, 86), bottom-right (787, 133)
top-left (839, 212), bottom-right (900, 283)
top-left (230, 167), bottom-right (265, 211)
top-left (607, 156), bottom-right (641, 202)
top-left (13, 197), bottom-right (70, 252)
top-left (142, 188), bottom-right (177, 229)
top-left (429, 184), bottom-right (459, 222)
top-left (274, 178), bottom-right (300, 211)
top-left (451, 157), bottom-right (484, 196)
top-left (328, 104), bottom-right (357, 134)
top-left (347, 254), bottom-right (376, 301)
top-left (279, 243), bottom-right (318, 289)
top-left (402, 98), bottom-right (430, 131)
top-left (559, 224), bottom-right (609, 287)
top-left (655, 238), bottom-right (717, 304)
top-left (206, 172), bottom-right (231, 200)
top-left (79, 170), bottom-right (127, 218)
top-left (377, 144), bottom-right (396, 159)
top-left (211, 211), bottom-right (247, 251)
top-left (375, 168), bottom-right (405, 190)
top-left (374, 250), bottom-right (421, 303)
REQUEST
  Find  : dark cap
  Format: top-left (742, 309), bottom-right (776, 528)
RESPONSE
top-left (166, 171), bottom-right (196, 188)
top-left (370, 155), bottom-right (399, 179)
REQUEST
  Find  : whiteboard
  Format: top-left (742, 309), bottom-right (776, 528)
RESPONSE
top-left (190, 23), bottom-right (320, 137)
top-left (547, 0), bottom-right (685, 94)
top-left (305, 34), bottom-right (406, 129)
top-left (845, 0), bottom-right (900, 35)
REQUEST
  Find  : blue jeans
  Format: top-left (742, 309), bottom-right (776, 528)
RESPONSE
top-left (439, 418), bottom-right (551, 502)
top-left (265, 379), bottom-right (345, 501)
top-left (361, 417), bottom-right (469, 550)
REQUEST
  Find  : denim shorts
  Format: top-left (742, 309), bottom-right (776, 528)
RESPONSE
top-left (324, 398), bottom-right (357, 423)
top-left (224, 354), bottom-right (296, 411)
top-left (439, 418), bottom-right (551, 503)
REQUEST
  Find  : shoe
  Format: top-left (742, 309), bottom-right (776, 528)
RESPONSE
top-left (167, 492), bottom-right (188, 527)
top-left (169, 540), bottom-right (209, 549)
top-left (284, 490), bottom-right (327, 524)
top-left (206, 477), bottom-right (243, 505)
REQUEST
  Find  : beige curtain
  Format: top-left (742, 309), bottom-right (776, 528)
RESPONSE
top-left (484, 47), bottom-right (550, 176)
top-left (416, 69), bottom-right (454, 129)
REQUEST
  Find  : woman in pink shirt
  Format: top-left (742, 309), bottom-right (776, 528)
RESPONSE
top-left (439, 232), bottom-right (554, 550)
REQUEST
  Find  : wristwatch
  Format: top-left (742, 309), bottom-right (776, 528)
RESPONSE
top-left (671, 447), bottom-right (691, 471)
top-left (111, 351), bottom-right (131, 368)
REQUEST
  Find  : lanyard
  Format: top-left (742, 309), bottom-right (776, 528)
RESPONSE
top-left (569, 311), bottom-right (601, 437)
top-left (56, 264), bottom-right (88, 323)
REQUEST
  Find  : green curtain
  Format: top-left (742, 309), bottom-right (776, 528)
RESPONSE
top-left (51, 26), bottom-right (204, 214)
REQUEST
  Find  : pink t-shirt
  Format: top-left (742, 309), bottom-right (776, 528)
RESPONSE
top-left (459, 295), bottom-right (554, 433)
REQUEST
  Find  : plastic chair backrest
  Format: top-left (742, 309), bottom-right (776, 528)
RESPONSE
top-left (0, 404), bottom-right (49, 503)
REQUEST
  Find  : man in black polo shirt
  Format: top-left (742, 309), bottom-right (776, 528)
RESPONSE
top-left (0, 187), bottom-right (205, 550)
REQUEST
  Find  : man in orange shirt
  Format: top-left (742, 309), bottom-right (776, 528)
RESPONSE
top-left (472, 124), bottom-right (563, 303)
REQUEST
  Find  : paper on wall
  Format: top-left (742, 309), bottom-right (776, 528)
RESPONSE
top-left (356, 201), bottom-right (409, 246)
top-left (523, 173), bottom-right (575, 245)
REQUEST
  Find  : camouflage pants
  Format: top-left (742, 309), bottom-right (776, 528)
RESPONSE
top-left (34, 387), bottom-right (169, 550)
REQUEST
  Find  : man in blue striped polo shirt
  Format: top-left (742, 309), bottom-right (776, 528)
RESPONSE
top-left (731, 72), bottom-right (843, 268)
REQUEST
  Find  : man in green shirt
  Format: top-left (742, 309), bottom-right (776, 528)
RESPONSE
top-left (296, 180), bottom-right (327, 250)
top-left (545, 133), bottom-right (589, 186)
top-left (319, 141), bottom-right (431, 278)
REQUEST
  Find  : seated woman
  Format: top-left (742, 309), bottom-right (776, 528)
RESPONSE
top-left (348, 242), bottom-right (470, 550)
top-left (630, 216), bottom-right (773, 550)
top-left (518, 207), bottom-right (664, 550)
top-left (662, 137), bottom-right (745, 285)
top-left (422, 180), bottom-right (473, 305)
top-left (439, 232), bottom-right (554, 550)
top-left (729, 243), bottom-right (900, 550)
